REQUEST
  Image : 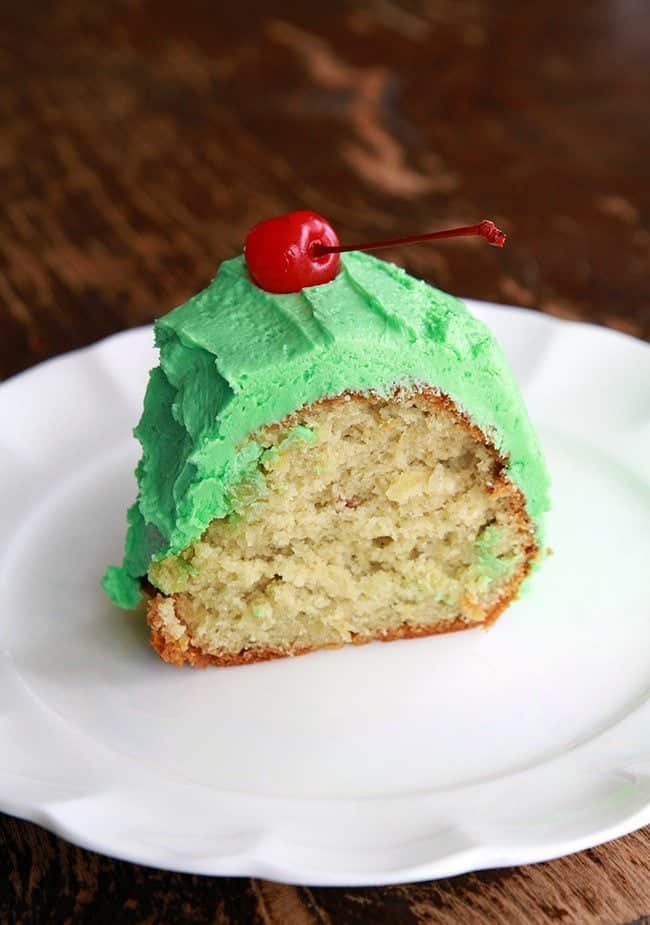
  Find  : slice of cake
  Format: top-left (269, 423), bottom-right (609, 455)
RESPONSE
top-left (104, 212), bottom-right (550, 667)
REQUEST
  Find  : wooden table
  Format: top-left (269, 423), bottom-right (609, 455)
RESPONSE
top-left (1, 1), bottom-right (649, 921)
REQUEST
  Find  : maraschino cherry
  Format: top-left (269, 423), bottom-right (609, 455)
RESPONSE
top-left (244, 211), bottom-right (341, 294)
top-left (244, 211), bottom-right (506, 293)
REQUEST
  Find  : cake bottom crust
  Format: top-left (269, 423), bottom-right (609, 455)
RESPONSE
top-left (146, 587), bottom-right (517, 668)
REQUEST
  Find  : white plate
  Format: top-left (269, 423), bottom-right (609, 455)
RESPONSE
top-left (1, 302), bottom-right (649, 885)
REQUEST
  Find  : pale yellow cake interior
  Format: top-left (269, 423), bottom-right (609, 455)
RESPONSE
top-left (148, 391), bottom-right (535, 661)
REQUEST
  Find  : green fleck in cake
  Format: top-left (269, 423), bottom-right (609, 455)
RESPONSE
top-left (103, 213), bottom-right (550, 667)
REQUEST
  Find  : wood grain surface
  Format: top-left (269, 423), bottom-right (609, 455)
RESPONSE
top-left (1, 0), bottom-right (649, 922)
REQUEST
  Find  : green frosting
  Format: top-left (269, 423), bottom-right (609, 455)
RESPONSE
top-left (104, 252), bottom-right (550, 608)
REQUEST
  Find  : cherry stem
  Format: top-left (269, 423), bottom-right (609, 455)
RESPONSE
top-left (311, 220), bottom-right (506, 258)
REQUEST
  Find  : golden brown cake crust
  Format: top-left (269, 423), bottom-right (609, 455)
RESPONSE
top-left (146, 583), bottom-right (524, 668)
top-left (144, 387), bottom-right (538, 668)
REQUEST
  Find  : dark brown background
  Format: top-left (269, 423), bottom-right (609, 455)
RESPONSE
top-left (1, 0), bottom-right (649, 922)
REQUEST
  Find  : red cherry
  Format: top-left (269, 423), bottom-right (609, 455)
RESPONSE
top-left (244, 212), bottom-right (507, 294)
top-left (244, 210), bottom-right (341, 293)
